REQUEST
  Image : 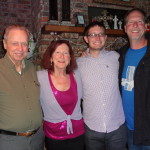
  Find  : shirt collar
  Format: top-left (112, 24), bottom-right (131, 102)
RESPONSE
top-left (87, 47), bottom-right (108, 59)
top-left (4, 54), bottom-right (26, 72)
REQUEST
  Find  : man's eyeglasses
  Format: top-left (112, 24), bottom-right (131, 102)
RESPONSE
top-left (87, 33), bottom-right (106, 38)
top-left (126, 20), bottom-right (145, 26)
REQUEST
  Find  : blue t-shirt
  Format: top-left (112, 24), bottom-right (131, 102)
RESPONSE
top-left (121, 46), bottom-right (147, 130)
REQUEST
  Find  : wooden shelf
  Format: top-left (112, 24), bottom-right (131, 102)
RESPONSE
top-left (42, 24), bottom-right (126, 36)
top-left (106, 29), bottom-right (125, 36)
top-left (42, 24), bottom-right (84, 33)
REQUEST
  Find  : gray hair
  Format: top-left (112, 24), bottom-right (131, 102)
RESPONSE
top-left (3, 24), bottom-right (30, 41)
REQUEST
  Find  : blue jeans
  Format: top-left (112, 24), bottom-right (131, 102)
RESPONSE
top-left (127, 129), bottom-right (150, 150)
top-left (84, 123), bottom-right (127, 150)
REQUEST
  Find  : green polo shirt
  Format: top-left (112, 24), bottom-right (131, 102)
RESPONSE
top-left (0, 54), bottom-right (43, 132)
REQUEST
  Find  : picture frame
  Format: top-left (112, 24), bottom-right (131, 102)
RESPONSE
top-left (77, 15), bottom-right (85, 25)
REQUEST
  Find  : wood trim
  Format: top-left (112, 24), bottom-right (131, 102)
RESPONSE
top-left (106, 29), bottom-right (125, 36)
top-left (42, 24), bottom-right (126, 36)
top-left (44, 25), bottom-right (84, 33)
top-left (93, 0), bottom-right (135, 7)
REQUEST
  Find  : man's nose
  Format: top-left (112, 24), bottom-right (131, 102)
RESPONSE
top-left (95, 35), bottom-right (101, 40)
top-left (18, 44), bottom-right (23, 50)
top-left (133, 21), bottom-right (138, 27)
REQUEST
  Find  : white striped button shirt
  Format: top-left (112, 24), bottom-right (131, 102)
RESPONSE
top-left (77, 49), bottom-right (125, 133)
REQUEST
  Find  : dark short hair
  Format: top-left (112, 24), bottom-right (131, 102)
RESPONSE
top-left (83, 21), bottom-right (106, 36)
top-left (41, 40), bottom-right (77, 74)
top-left (124, 8), bottom-right (147, 25)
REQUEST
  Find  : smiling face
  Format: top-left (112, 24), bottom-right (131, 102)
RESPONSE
top-left (51, 43), bottom-right (71, 71)
top-left (3, 28), bottom-right (29, 64)
top-left (84, 25), bottom-right (107, 52)
top-left (124, 10), bottom-right (147, 42)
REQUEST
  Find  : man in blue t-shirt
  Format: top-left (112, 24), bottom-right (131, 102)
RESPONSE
top-left (118, 8), bottom-right (150, 150)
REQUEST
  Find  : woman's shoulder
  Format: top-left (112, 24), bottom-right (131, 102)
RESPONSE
top-left (37, 69), bottom-right (47, 73)
top-left (37, 69), bottom-right (48, 78)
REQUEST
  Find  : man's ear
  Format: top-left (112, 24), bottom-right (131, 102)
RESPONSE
top-left (124, 25), bottom-right (127, 33)
top-left (105, 35), bottom-right (107, 41)
top-left (83, 36), bottom-right (89, 44)
top-left (145, 23), bottom-right (147, 31)
top-left (3, 40), bottom-right (7, 50)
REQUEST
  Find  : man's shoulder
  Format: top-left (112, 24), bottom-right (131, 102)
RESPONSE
top-left (0, 57), bottom-right (4, 62)
top-left (77, 56), bottom-right (87, 61)
top-left (76, 57), bottom-right (90, 69)
top-left (0, 57), bottom-right (6, 68)
top-left (25, 59), bottom-right (37, 71)
top-left (108, 50), bottom-right (119, 55)
top-left (76, 56), bottom-right (89, 64)
top-left (105, 50), bottom-right (120, 59)
top-left (117, 43), bottom-right (129, 55)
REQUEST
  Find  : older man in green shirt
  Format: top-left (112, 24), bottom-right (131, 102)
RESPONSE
top-left (0, 25), bottom-right (44, 150)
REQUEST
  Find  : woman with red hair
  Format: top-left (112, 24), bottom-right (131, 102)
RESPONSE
top-left (37, 40), bottom-right (85, 150)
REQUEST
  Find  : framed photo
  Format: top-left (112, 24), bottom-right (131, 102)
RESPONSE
top-left (77, 15), bottom-right (85, 25)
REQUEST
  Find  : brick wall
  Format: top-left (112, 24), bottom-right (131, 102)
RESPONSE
top-left (0, 0), bottom-right (150, 59)
top-left (31, 0), bottom-right (42, 40)
top-left (0, 0), bottom-right (33, 57)
top-left (37, 0), bottom-right (150, 61)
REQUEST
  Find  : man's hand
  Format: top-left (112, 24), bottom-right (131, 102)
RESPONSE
top-left (81, 51), bottom-right (88, 57)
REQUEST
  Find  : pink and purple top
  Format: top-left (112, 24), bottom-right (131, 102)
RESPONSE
top-left (43, 71), bottom-right (84, 140)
